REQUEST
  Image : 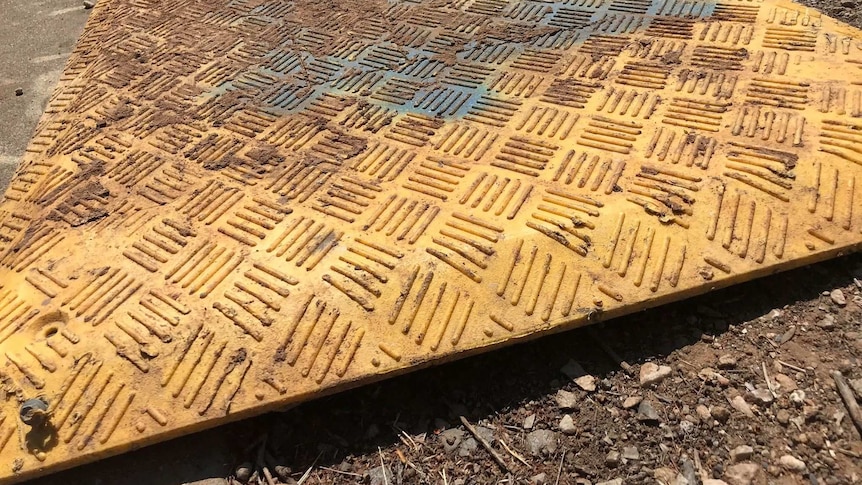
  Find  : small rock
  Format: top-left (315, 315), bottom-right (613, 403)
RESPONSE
top-left (779, 455), bottom-right (806, 472)
top-left (605, 450), bottom-right (621, 468)
top-left (14, 88), bottom-right (23, 97)
top-left (530, 472), bottom-right (548, 484)
top-left (679, 420), bottom-right (695, 434)
top-left (556, 390), bottom-right (577, 410)
top-left (640, 362), bottom-right (673, 387)
top-left (773, 374), bottom-right (797, 392)
top-left (830, 289), bottom-right (847, 306)
top-left (622, 396), bottom-right (642, 409)
top-left (366, 465), bottom-right (392, 485)
top-left (439, 429), bottom-right (464, 453)
top-left (637, 400), bottom-right (661, 423)
top-left (458, 437), bottom-right (478, 457)
top-left (680, 456), bottom-right (698, 485)
top-left (711, 405), bottom-right (731, 423)
top-left (816, 314), bottom-right (836, 330)
top-left (789, 389), bottom-right (806, 406)
top-left (596, 480), bottom-right (623, 485)
top-left (523, 414), bottom-right (536, 429)
top-left (704, 481), bottom-right (729, 485)
top-left (575, 375), bottom-right (597, 392)
top-left (724, 463), bottom-right (763, 485)
top-left (622, 446), bottom-right (640, 460)
top-left (717, 354), bottom-right (738, 369)
top-left (808, 432), bottom-right (825, 450)
top-left (776, 409), bottom-right (790, 425)
top-left (730, 395), bottom-right (755, 418)
top-left (526, 429), bottom-right (558, 456)
top-left (654, 467), bottom-right (677, 484)
top-left (696, 404), bottom-right (711, 421)
top-left (730, 445), bottom-right (754, 463)
top-left (235, 462), bottom-right (253, 483)
top-left (559, 415), bottom-right (577, 435)
top-left (747, 388), bottom-right (774, 406)
top-left (561, 359), bottom-right (586, 379)
top-left (184, 479), bottom-right (229, 485)
top-left (274, 466), bottom-right (292, 481)
top-left (83, 0), bottom-right (96, 8)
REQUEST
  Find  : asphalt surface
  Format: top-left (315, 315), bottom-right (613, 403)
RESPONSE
top-left (0, 0), bottom-right (89, 192)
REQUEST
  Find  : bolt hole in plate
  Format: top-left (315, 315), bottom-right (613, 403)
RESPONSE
top-left (1, 0), bottom-right (862, 481)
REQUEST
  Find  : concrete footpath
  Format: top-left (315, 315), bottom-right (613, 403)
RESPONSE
top-left (0, 0), bottom-right (89, 192)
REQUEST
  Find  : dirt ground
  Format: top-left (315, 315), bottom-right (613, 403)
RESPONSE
top-left (19, 0), bottom-right (862, 484)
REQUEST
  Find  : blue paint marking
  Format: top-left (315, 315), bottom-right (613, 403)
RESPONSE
top-left (209, 0), bottom-right (720, 123)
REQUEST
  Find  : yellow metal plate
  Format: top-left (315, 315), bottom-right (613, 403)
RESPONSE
top-left (1, 0), bottom-right (862, 480)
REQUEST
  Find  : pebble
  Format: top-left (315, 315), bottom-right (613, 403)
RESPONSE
top-left (575, 375), bottom-right (597, 392)
top-left (816, 314), bottom-right (836, 330)
top-left (789, 389), bottom-right (806, 406)
top-left (523, 414), bottom-right (536, 429)
top-left (439, 428), bottom-right (464, 453)
top-left (640, 362), bottom-right (673, 387)
top-left (695, 404), bottom-right (711, 421)
top-left (605, 450), bottom-right (621, 468)
top-left (830, 289), bottom-right (847, 306)
top-left (730, 395), bottom-right (755, 418)
top-left (458, 437), bottom-right (478, 457)
top-left (654, 467), bottom-right (677, 484)
top-left (699, 368), bottom-right (731, 386)
top-left (14, 88), bottom-right (23, 97)
top-left (773, 373), bottom-right (797, 392)
top-left (730, 445), bottom-right (753, 463)
top-left (637, 400), bottom-right (661, 423)
top-left (680, 456), bottom-right (698, 485)
top-left (724, 463), bottom-right (762, 485)
top-left (235, 462), bottom-right (253, 483)
top-left (274, 466), bottom-right (292, 481)
top-left (526, 429), bottom-right (558, 456)
top-left (556, 390), bottom-right (577, 410)
top-left (704, 481), bottom-right (729, 485)
top-left (530, 472), bottom-right (548, 484)
top-left (559, 414), bottom-right (577, 435)
top-left (622, 396), bottom-right (642, 409)
top-left (779, 455), bottom-right (806, 472)
top-left (366, 465), bottom-right (392, 485)
top-left (747, 388), bottom-right (774, 406)
top-left (711, 405), bottom-right (731, 423)
top-left (83, 0), bottom-right (96, 8)
top-left (776, 409), bottom-right (790, 425)
top-left (622, 446), bottom-right (640, 460)
top-left (596, 480), bottom-right (623, 485)
top-left (717, 354), bottom-right (738, 369)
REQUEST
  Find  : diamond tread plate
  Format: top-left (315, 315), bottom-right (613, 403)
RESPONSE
top-left (1, 0), bottom-right (862, 480)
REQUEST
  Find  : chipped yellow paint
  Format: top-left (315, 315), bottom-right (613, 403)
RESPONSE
top-left (1, 0), bottom-right (861, 480)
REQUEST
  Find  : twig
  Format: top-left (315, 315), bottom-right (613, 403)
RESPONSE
top-left (404, 460), bottom-right (428, 480)
top-left (378, 447), bottom-right (390, 485)
top-left (832, 371), bottom-right (862, 437)
top-left (587, 328), bottom-right (633, 374)
top-left (836, 448), bottom-right (861, 458)
top-left (459, 416), bottom-right (511, 474)
top-left (762, 362), bottom-right (776, 398)
top-left (777, 360), bottom-right (806, 373)
top-left (554, 447), bottom-right (566, 485)
top-left (499, 438), bottom-right (530, 467)
top-left (440, 468), bottom-right (448, 485)
top-left (261, 466), bottom-right (276, 485)
top-left (320, 466), bottom-right (363, 478)
top-left (296, 451), bottom-right (322, 485)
